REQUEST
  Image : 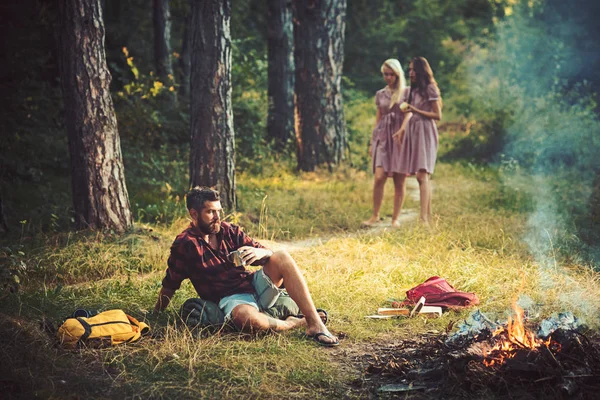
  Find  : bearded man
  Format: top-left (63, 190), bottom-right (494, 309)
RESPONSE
top-left (154, 186), bottom-right (339, 347)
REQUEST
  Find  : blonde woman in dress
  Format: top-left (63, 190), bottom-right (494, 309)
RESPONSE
top-left (363, 59), bottom-right (411, 228)
top-left (393, 57), bottom-right (442, 224)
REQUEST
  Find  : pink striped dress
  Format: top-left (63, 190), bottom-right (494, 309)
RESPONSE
top-left (397, 84), bottom-right (439, 175)
top-left (371, 87), bottom-right (409, 176)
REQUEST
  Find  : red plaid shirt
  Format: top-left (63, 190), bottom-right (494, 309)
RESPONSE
top-left (161, 222), bottom-right (268, 302)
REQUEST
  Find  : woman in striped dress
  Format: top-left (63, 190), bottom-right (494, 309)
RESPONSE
top-left (363, 59), bottom-right (410, 228)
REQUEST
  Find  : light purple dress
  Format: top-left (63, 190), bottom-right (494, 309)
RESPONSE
top-left (371, 87), bottom-right (409, 175)
top-left (397, 84), bottom-right (439, 175)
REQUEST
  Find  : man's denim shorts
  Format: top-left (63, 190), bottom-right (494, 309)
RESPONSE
top-left (218, 269), bottom-right (283, 320)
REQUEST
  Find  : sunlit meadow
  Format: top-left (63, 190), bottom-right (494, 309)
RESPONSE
top-left (3, 162), bottom-right (599, 398)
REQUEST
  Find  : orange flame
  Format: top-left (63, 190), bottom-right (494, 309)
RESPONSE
top-left (483, 299), bottom-right (550, 366)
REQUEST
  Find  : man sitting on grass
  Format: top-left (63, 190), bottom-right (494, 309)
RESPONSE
top-left (154, 186), bottom-right (339, 347)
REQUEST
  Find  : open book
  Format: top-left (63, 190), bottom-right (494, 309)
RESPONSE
top-left (366, 296), bottom-right (443, 319)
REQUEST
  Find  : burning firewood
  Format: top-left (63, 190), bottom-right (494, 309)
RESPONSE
top-left (358, 302), bottom-right (600, 399)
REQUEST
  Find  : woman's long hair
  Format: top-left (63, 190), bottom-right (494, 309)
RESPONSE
top-left (409, 56), bottom-right (442, 108)
top-left (381, 59), bottom-right (406, 109)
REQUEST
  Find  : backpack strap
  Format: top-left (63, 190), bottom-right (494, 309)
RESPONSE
top-left (75, 317), bottom-right (92, 345)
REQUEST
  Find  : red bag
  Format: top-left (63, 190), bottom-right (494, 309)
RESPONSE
top-left (403, 276), bottom-right (479, 309)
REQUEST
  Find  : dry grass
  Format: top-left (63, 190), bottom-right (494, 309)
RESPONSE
top-left (1, 162), bottom-right (600, 399)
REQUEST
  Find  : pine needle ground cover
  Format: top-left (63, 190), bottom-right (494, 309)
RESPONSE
top-left (1, 163), bottom-right (599, 399)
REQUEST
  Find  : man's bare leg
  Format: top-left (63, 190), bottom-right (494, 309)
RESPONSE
top-left (230, 304), bottom-right (306, 332)
top-left (256, 251), bottom-right (338, 344)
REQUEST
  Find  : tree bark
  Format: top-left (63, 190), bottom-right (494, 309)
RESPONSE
top-left (189, 0), bottom-right (236, 210)
top-left (0, 193), bottom-right (8, 234)
top-left (267, 0), bottom-right (295, 151)
top-left (58, 0), bottom-right (133, 232)
top-left (293, 0), bottom-right (347, 172)
top-left (153, 0), bottom-right (173, 83)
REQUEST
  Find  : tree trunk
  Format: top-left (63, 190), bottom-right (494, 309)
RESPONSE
top-left (153, 0), bottom-right (173, 83)
top-left (294, 0), bottom-right (347, 172)
top-left (58, 0), bottom-right (133, 232)
top-left (178, 13), bottom-right (191, 100)
top-left (0, 193), bottom-right (8, 234)
top-left (189, 0), bottom-right (236, 210)
top-left (267, 0), bottom-right (295, 151)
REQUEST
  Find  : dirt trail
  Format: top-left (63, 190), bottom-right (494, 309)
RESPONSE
top-left (259, 179), bottom-right (422, 398)
top-left (262, 178), bottom-right (421, 253)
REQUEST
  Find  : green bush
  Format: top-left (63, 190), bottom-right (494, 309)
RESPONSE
top-left (343, 83), bottom-right (375, 172)
top-left (437, 2), bottom-right (600, 266)
top-left (231, 39), bottom-right (278, 174)
top-left (114, 47), bottom-right (188, 150)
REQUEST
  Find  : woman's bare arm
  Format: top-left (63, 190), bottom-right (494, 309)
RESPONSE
top-left (392, 112), bottom-right (412, 141)
top-left (408, 99), bottom-right (442, 121)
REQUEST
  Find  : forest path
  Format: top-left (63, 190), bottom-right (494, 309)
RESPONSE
top-left (261, 177), bottom-right (421, 253)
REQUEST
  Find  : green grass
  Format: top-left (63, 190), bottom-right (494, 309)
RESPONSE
top-left (1, 162), bottom-right (600, 399)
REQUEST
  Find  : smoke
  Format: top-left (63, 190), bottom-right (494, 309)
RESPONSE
top-left (468, 0), bottom-right (600, 268)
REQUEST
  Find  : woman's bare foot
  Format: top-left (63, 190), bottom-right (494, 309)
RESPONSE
top-left (391, 219), bottom-right (401, 228)
top-left (361, 216), bottom-right (379, 227)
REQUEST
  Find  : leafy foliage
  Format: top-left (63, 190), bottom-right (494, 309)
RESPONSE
top-left (345, 0), bottom-right (507, 93)
top-left (1, 0), bottom-right (599, 263)
top-left (438, 0), bottom-right (600, 263)
top-left (114, 47), bottom-right (186, 148)
top-left (231, 38), bottom-right (274, 174)
top-left (343, 84), bottom-right (375, 171)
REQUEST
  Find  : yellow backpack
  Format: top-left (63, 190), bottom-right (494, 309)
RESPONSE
top-left (57, 309), bottom-right (150, 348)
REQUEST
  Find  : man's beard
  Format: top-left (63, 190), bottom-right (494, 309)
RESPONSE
top-left (197, 218), bottom-right (221, 235)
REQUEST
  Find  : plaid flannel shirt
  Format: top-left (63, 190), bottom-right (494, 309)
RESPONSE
top-left (161, 221), bottom-right (268, 302)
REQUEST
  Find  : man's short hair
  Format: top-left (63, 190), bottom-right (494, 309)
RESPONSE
top-left (186, 186), bottom-right (220, 211)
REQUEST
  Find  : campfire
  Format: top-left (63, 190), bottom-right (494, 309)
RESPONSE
top-left (482, 299), bottom-right (551, 367)
top-left (352, 300), bottom-right (600, 398)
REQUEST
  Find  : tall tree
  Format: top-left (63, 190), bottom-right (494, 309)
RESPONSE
top-left (266, 0), bottom-right (295, 151)
top-left (153, 0), bottom-right (173, 84)
top-left (58, 0), bottom-right (133, 232)
top-left (189, 0), bottom-right (236, 210)
top-left (294, 0), bottom-right (347, 171)
top-left (0, 194), bottom-right (8, 234)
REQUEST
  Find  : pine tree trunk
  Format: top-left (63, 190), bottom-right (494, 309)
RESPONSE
top-left (58, 0), bottom-right (133, 232)
top-left (267, 0), bottom-right (295, 151)
top-left (0, 193), bottom-right (8, 234)
top-left (189, 0), bottom-right (236, 210)
top-left (294, 0), bottom-right (347, 172)
top-left (153, 0), bottom-right (173, 83)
